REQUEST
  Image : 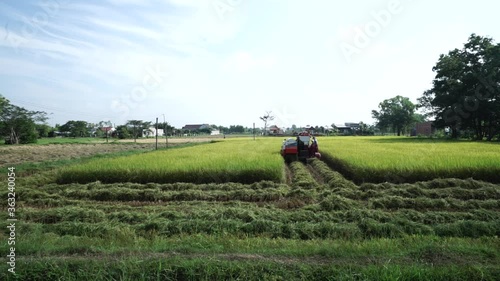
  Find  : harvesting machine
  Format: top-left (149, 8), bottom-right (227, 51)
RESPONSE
top-left (280, 131), bottom-right (320, 163)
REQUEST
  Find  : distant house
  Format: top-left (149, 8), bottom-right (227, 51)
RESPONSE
top-left (268, 125), bottom-right (284, 135)
top-left (101, 126), bottom-right (116, 133)
top-left (101, 126), bottom-right (116, 137)
top-left (415, 122), bottom-right (433, 136)
top-left (334, 123), bottom-right (360, 135)
top-left (143, 127), bottom-right (164, 137)
top-left (345, 122), bottom-right (360, 129)
top-left (53, 131), bottom-right (70, 137)
top-left (305, 126), bottom-right (315, 134)
top-left (211, 130), bottom-right (221, 136)
top-left (90, 126), bottom-right (115, 137)
top-left (182, 124), bottom-right (210, 131)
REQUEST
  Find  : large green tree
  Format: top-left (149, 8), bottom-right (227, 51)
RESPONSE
top-left (372, 95), bottom-right (416, 136)
top-left (228, 125), bottom-right (245, 134)
top-left (35, 124), bottom-right (52, 138)
top-left (418, 34), bottom-right (500, 140)
top-left (158, 122), bottom-right (175, 136)
top-left (60, 120), bottom-right (89, 137)
top-left (0, 95), bottom-right (47, 144)
top-left (115, 125), bottom-right (131, 139)
top-left (126, 120), bottom-right (152, 142)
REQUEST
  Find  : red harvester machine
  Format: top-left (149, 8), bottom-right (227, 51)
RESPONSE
top-left (280, 131), bottom-right (320, 163)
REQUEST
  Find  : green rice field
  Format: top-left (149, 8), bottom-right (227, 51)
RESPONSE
top-left (1, 136), bottom-right (499, 280)
top-left (318, 137), bottom-right (500, 183)
top-left (58, 137), bottom-right (500, 185)
top-left (57, 139), bottom-right (284, 184)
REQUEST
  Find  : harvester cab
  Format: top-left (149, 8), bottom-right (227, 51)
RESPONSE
top-left (280, 132), bottom-right (320, 163)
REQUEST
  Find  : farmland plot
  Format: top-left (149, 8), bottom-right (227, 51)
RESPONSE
top-left (57, 139), bottom-right (284, 184)
top-left (318, 137), bottom-right (500, 183)
top-left (1, 137), bottom-right (499, 280)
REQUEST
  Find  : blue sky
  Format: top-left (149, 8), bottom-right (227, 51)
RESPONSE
top-left (1, 0), bottom-right (499, 128)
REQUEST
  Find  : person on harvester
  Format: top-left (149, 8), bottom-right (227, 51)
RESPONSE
top-left (296, 136), bottom-right (304, 151)
top-left (309, 136), bottom-right (318, 157)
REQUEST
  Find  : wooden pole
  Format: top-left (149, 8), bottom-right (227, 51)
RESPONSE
top-left (155, 117), bottom-right (158, 150)
top-left (162, 114), bottom-right (167, 148)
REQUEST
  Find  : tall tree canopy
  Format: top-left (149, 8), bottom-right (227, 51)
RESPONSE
top-left (60, 120), bottom-right (89, 137)
top-left (372, 95), bottom-right (416, 136)
top-left (418, 34), bottom-right (500, 140)
top-left (126, 120), bottom-right (152, 142)
top-left (0, 95), bottom-right (47, 144)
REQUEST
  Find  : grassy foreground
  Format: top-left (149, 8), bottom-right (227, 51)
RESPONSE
top-left (1, 159), bottom-right (498, 280)
top-left (319, 137), bottom-right (500, 183)
top-left (1, 234), bottom-right (498, 280)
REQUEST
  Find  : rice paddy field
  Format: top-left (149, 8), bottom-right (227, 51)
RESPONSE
top-left (0, 136), bottom-right (499, 280)
top-left (319, 137), bottom-right (500, 184)
top-left (57, 139), bottom-right (284, 184)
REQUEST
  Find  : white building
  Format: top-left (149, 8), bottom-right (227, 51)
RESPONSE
top-left (143, 127), bottom-right (164, 137)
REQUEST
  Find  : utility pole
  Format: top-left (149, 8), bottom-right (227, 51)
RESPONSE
top-left (253, 122), bottom-right (255, 140)
top-left (162, 114), bottom-right (168, 148)
top-left (155, 117), bottom-right (158, 150)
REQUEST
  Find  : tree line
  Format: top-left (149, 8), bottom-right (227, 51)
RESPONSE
top-left (372, 34), bottom-right (499, 141)
top-left (0, 96), bottom-right (47, 144)
top-left (0, 99), bottom-right (265, 144)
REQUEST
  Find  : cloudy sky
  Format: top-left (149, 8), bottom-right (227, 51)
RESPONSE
top-left (1, 0), bottom-right (499, 128)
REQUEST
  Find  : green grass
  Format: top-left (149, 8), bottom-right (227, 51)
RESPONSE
top-left (57, 138), bottom-right (285, 184)
top-left (3, 256), bottom-right (497, 281)
top-left (1, 233), bottom-right (498, 280)
top-left (318, 136), bottom-right (500, 183)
